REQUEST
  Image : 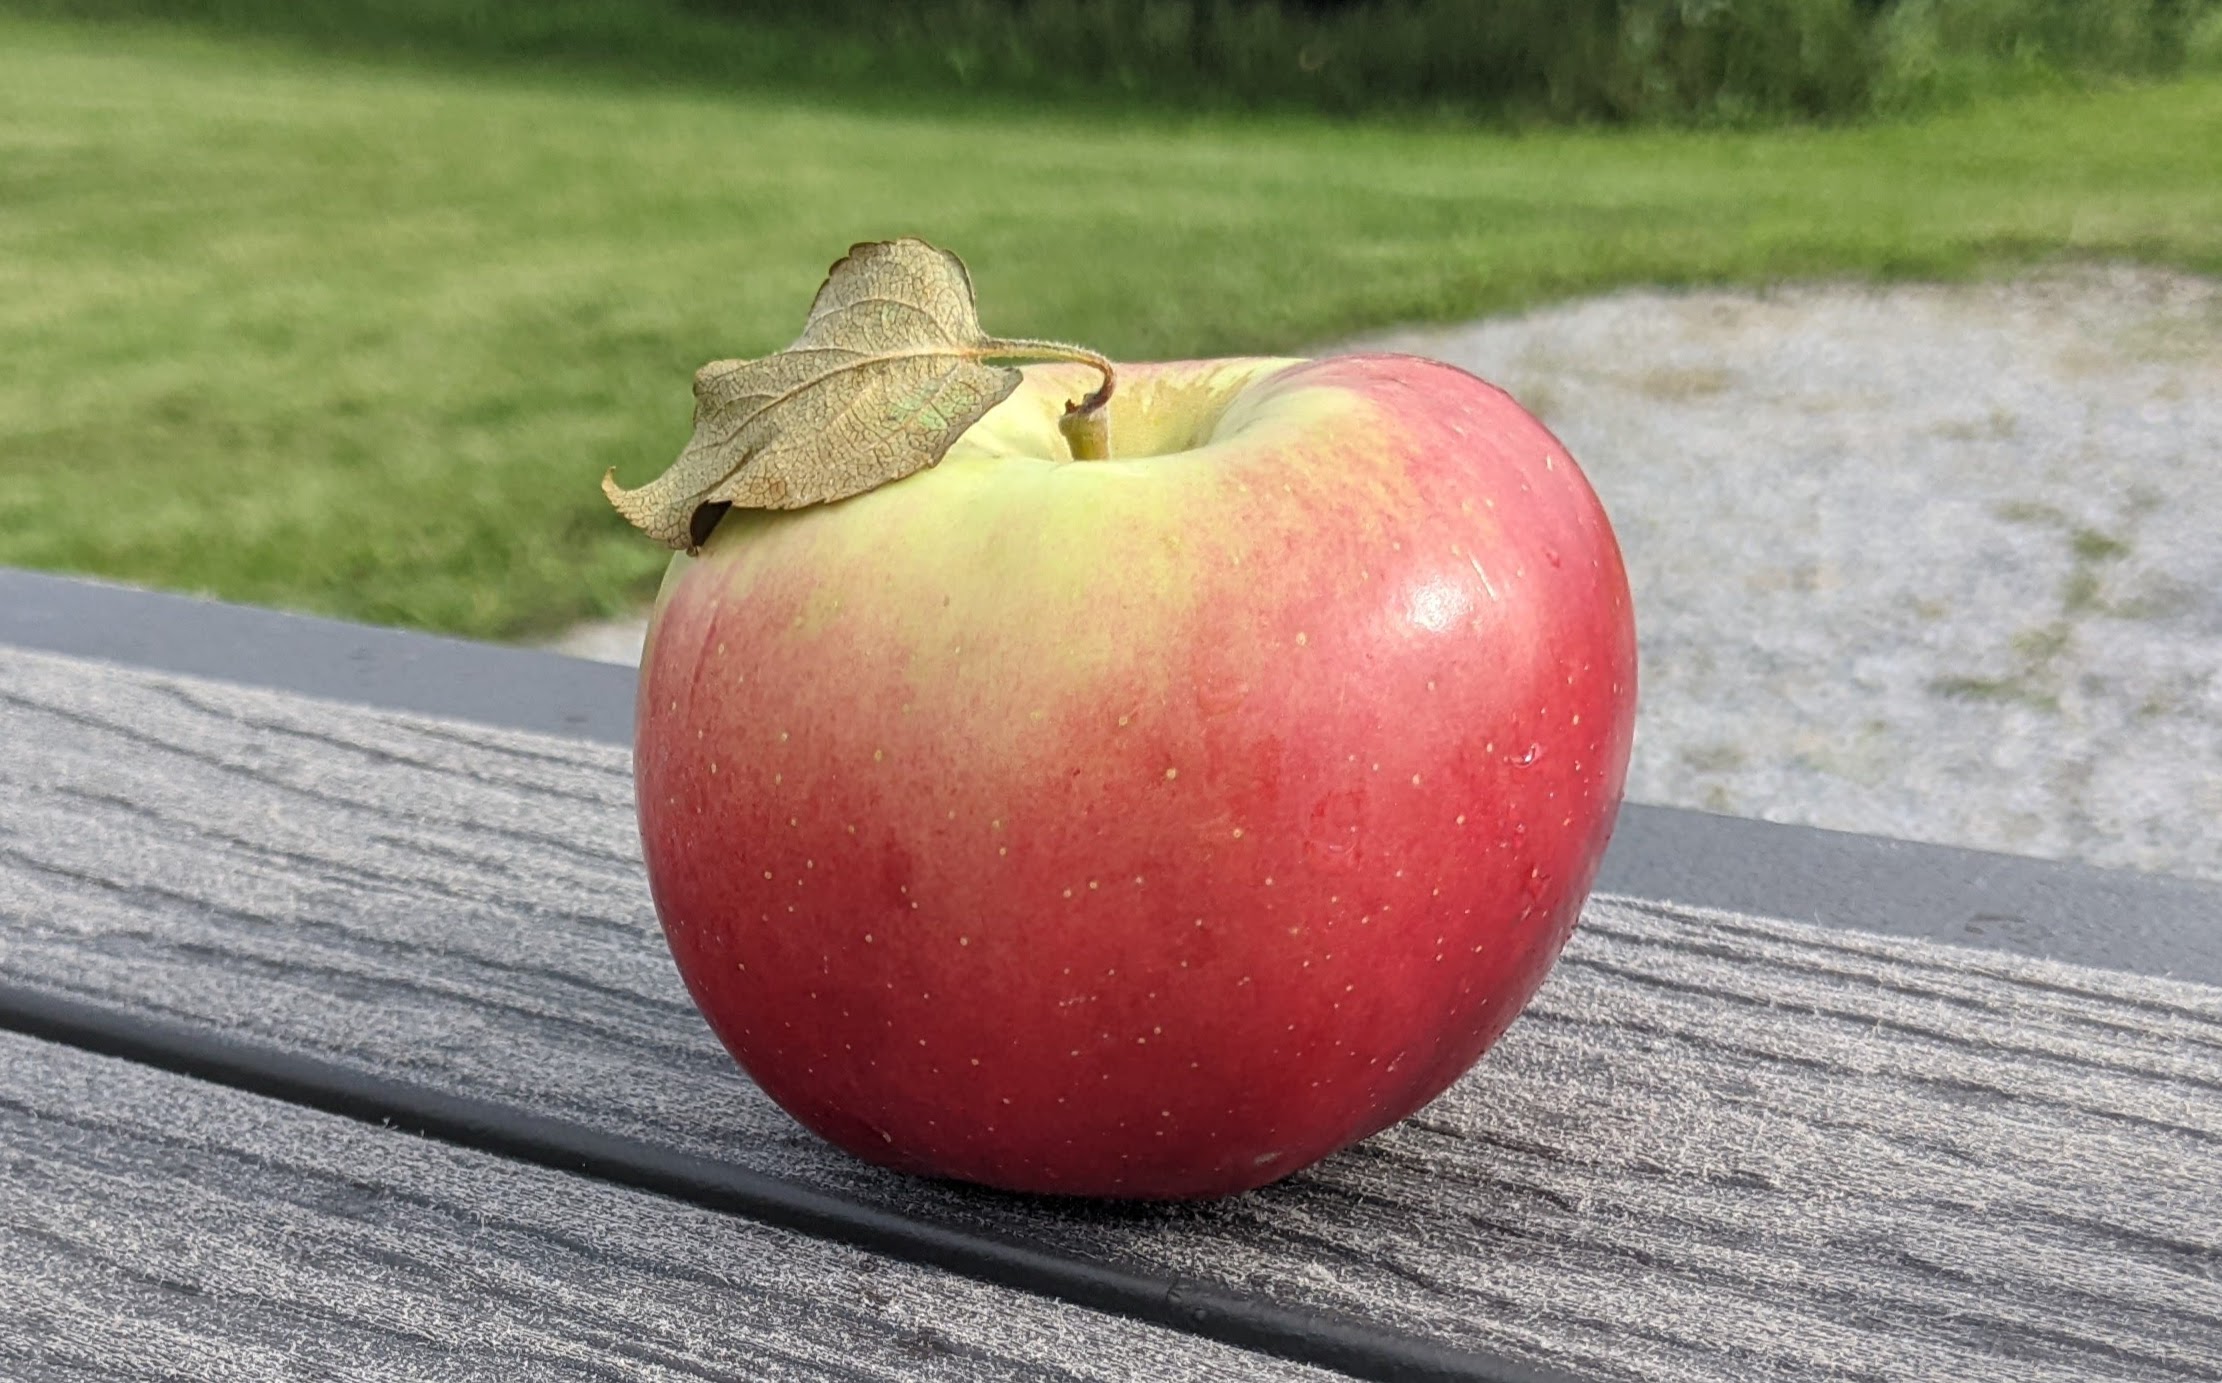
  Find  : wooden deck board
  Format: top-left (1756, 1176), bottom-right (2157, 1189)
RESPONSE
top-left (3, 645), bottom-right (2219, 1382)
top-left (0, 1028), bottom-right (1337, 1382)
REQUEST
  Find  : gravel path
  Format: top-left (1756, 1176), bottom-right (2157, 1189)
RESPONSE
top-left (556, 267), bottom-right (2222, 883)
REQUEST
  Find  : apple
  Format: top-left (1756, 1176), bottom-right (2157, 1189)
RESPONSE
top-left (634, 353), bottom-right (1636, 1199)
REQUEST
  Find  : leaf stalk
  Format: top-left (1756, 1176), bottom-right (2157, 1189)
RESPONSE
top-left (983, 337), bottom-right (1117, 462)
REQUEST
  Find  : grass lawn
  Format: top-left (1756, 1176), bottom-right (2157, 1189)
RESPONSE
top-left (3, 17), bottom-right (2219, 641)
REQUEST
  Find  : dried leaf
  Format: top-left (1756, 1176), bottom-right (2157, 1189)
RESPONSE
top-left (603, 239), bottom-right (1030, 550)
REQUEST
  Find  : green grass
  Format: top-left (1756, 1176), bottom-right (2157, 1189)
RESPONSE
top-left (3, 17), bottom-right (2220, 640)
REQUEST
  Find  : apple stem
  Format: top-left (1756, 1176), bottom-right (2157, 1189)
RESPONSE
top-left (1057, 397), bottom-right (1111, 462)
top-left (982, 337), bottom-right (1116, 461)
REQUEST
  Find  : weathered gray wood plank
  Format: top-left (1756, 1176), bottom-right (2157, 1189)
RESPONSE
top-left (0, 1028), bottom-right (1331, 1382)
top-left (3, 645), bottom-right (2219, 1382)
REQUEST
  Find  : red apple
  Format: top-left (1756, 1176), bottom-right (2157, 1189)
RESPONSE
top-left (635, 353), bottom-right (1635, 1199)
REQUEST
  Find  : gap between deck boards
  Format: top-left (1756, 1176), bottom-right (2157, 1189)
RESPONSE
top-left (0, 979), bottom-right (1577, 1383)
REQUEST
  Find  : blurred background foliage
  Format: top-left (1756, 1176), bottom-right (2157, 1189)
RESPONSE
top-left (17, 0), bottom-right (2222, 123)
top-left (20, 0), bottom-right (2222, 125)
top-left (2, 1), bottom-right (2218, 639)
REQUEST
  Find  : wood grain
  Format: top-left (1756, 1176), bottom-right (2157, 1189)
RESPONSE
top-left (0, 1028), bottom-right (1333, 1382)
top-left (3, 645), bottom-right (2219, 1382)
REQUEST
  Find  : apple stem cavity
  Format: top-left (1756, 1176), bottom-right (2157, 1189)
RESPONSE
top-left (984, 337), bottom-right (1117, 462)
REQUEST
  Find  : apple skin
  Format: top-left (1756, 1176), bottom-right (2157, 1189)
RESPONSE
top-left (634, 353), bottom-right (1635, 1199)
